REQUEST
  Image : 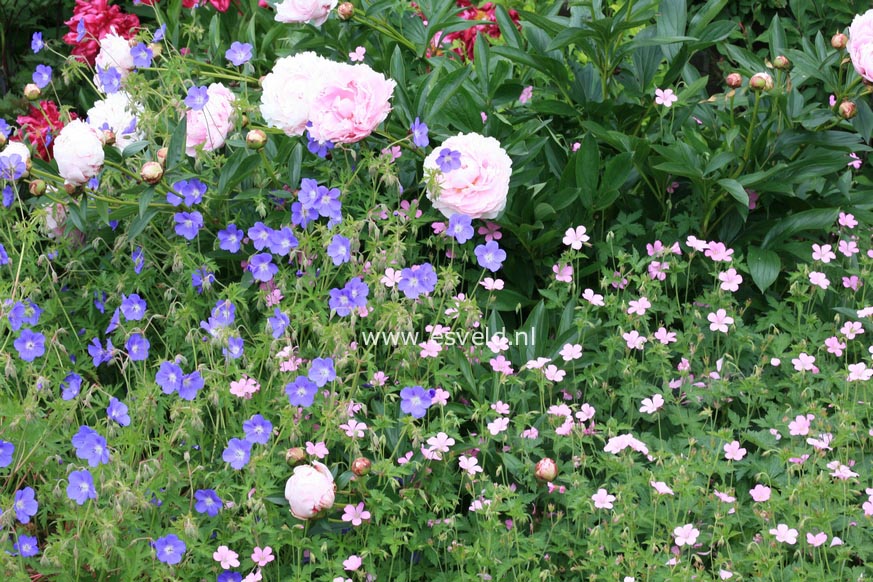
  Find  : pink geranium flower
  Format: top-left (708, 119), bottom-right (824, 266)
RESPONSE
top-left (251, 546), bottom-right (275, 567)
top-left (655, 88), bottom-right (678, 107)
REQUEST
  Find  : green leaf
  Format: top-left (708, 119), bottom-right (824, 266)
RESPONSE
top-left (218, 150), bottom-right (261, 196)
top-left (474, 33), bottom-right (491, 98)
top-left (601, 152), bottom-right (632, 193)
top-left (166, 116), bottom-right (187, 171)
top-left (576, 136), bottom-right (599, 208)
top-left (747, 246), bottom-right (780, 292)
top-left (127, 208), bottom-right (159, 240)
top-left (138, 187), bottom-right (155, 218)
top-left (287, 143), bottom-right (303, 189)
top-left (495, 5), bottom-right (522, 48)
top-left (122, 141), bottom-right (149, 158)
top-left (761, 208), bottom-right (841, 248)
top-left (688, 0), bottom-right (730, 35)
top-left (657, 0), bottom-right (687, 61)
top-left (425, 66), bottom-right (471, 122)
top-left (717, 178), bottom-right (749, 208)
top-left (768, 14), bottom-right (787, 58)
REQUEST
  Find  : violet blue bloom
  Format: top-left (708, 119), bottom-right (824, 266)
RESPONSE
top-left (268, 308), bottom-right (289, 338)
top-left (248, 222), bottom-right (273, 251)
top-left (0, 439), bottom-right (14, 467)
top-left (174, 211), bottom-right (204, 240)
top-left (217, 224), bottom-right (243, 253)
top-left (72, 426), bottom-right (110, 466)
top-left (14, 486), bottom-right (38, 523)
top-left (125, 333), bottom-right (150, 361)
top-left (308, 357), bottom-right (336, 387)
top-left (327, 234), bottom-right (351, 265)
top-left (194, 489), bottom-right (222, 516)
top-left (131, 43), bottom-right (153, 68)
top-left (13, 534), bottom-right (39, 558)
top-left (154, 534), bottom-right (186, 565)
top-left (475, 240), bottom-right (506, 272)
top-left (32, 65), bottom-right (52, 89)
top-left (61, 372), bottom-right (83, 400)
top-left (249, 253), bottom-right (277, 282)
top-left (411, 117), bottom-right (429, 148)
top-left (185, 86), bottom-right (209, 110)
top-left (14, 328), bottom-right (45, 361)
top-left (447, 214), bottom-right (474, 244)
top-left (397, 263), bottom-right (438, 299)
top-left (8, 300), bottom-right (41, 330)
top-left (285, 377), bottom-right (318, 408)
top-left (97, 66), bottom-right (121, 94)
top-left (156, 361), bottom-right (183, 394)
top-left (436, 148), bottom-right (461, 172)
top-left (224, 336), bottom-right (244, 360)
top-left (120, 293), bottom-right (147, 321)
top-left (191, 266), bottom-right (215, 293)
top-left (31, 32), bottom-right (44, 53)
top-left (243, 414), bottom-right (273, 445)
top-left (400, 386), bottom-right (432, 418)
top-left (107, 397), bottom-right (130, 426)
top-left (222, 438), bottom-right (252, 470)
top-left (178, 371), bottom-right (204, 400)
top-left (132, 246), bottom-right (144, 274)
top-left (267, 226), bottom-right (298, 256)
top-left (67, 469), bottom-right (97, 505)
top-left (226, 41), bottom-right (253, 66)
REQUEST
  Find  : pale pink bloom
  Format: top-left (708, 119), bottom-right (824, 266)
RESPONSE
top-left (419, 339), bottom-right (442, 358)
top-left (650, 481), bottom-right (674, 495)
top-left (544, 365), bottom-right (565, 382)
top-left (831, 537), bottom-right (844, 546)
top-left (678, 357), bottom-right (690, 371)
top-left (591, 488), bottom-right (616, 509)
top-left (213, 546), bottom-right (240, 569)
top-left (341, 502), bottom-right (371, 526)
top-left (480, 277), bottom-right (504, 291)
top-left (524, 357), bottom-right (551, 370)
top-left (340, 419), bottom-right (367, 438)
top-left (841, 321), bottom-right (864, 339)
top-left (427, 432), bottom-right (455, 454)
top-left (654, 88), bottom-right (678, 107)
top-left (666, 181), bottom-right (679, 193)
top-left (653, 327), bottom-right (676, 344)
top-left (673, 524), bottom-right (700, 546)
top-left (627, 297), bottom-right (651, 315)
top-left (825, 336), bottom-right (846, 356)
top-left (647, 260), bottom-right (669, 281)
top-left (705, 242), bottom-right (733, 262)
top-left (381, 145), bottom-right (402, 161)
top-left (424, 133), bottom-right (511, 220)
top-left (274, 0), bottom-right (337, 25)
top-left (230, 376), bottom-right (260, 399)
top-left (723, 440), bottom-right (746, 461)
top-left (769, 524), bottom-right (798, 544)
top-left (554, 417), bottom-right (574, 436)
top-left (521, 427), bottom-right (539, 439)
top-left (519, 85), bottom-right (533, 103)
top-left (849, 152), bottom-right (863, 169)
top-left (770, 357), bottom-right (781, 367)
top-left (792, 352), bottom-right (816, 372)
top-left (54, 120), bottom-right (105, 186)
top-left (807, 433), bottom-right (833, 450)
top-left (349, 46), bottom-right (366, 62)
top-left (305, 441), bottom-right (329, 459)
top-left (603, 433), bottom-right (649, 456)
top-left (848, 362), bottom-right (873, 381)
top-left (186, 83), bottom-right (235, 156)
top-left (487, 417), bottom-right (510, 435)
top-left (485, 334), bottom-right (509, 353)
top-left (553, 263), bottom-right (573, 282)
top-left (571, 142), bottom-right (581, 152)
top-left (639, 394), bottom-right (665, 414)
top-left (431, 388), bottom-right (450, 405)
top-left (811, 243), bottom-right (836, 263)
top-left (788, 414), bottom-right (814, 436)
top-left (623, 330), bottom-right (647, 350)
top-left (718, 268), bottom-right (743, 292)
top-left (343, 555), bottom-right (362, 571)
top-left (242, 570), bottom-right (262, 582)
top-left (265, 288), bottom-right (283, 307)
top-left (807, 532), bottom-right (828, 547)
top-left (707, 309), bottom-right (734, 333)
top-left (646, 240), bottom-right (680, 256)
top-left (547, 404), bottom-right (572, 418)
top-left (810, 271), bottom-right (830, 289)
top-left (686, 235), bottom-right (709, 252)
top-left (839, 239), bottom-right (859, 257)
top-left (490, 400), bottom-right (510, 414)
top-left (480, 111), bottom-right (488, 124)
top-left (489, 355), bottom-right (514, 375)
top-left (562, 225), bottom-right (590, 249)
top-left (381, 267), bottom-right (402, 287)
top-left (829, 94), bottom-right (837, 107)
top-left (477, 221), bottom-right (502, 241)
top-left (860, 306), bottom-right (873, 317)
top-left (839, 212), bottom-right (858, 228)
top-left (397, 451), bottom-right (413, 465)
top-left (749, 484), bottom-right (771, 502)
top-left (251, 546), bottom-right (275, 567)
top-left (371, 371), bottom-right (388, 386)
top-left (576, 403), bottom-right (596, 422)
top-left (719, 569), bottom-right (733, 579)
top-left (431, 221), bottom-right (446, 234)
top-left (843, 275), bottom-right (861, 291)
top-left (459, 455), bottom-right (483, 476)
top-left (827, 460), bottom-right (859, 480)
top-left (714, 489), bottom-right (736, 503)
top-left (560, 343), bottom-right (583, 361)
top-left (582, 288), bottom-right (605, 306)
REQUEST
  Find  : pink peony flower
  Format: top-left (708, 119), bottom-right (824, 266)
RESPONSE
top-left (307, 63), bottom-right (396, 145)
top-left (423, 132), bottom-right (512, 220)
top-left (260, 52), bottom-right (338, 137)
top-left (186, 83), bottom-right (235, 156)
top-left (848, 9), bottom-right (873, 82)
top-left (274, 0), bottom-right (338, 26)
top-left (284, 461), bottom-right (336, 519)
top-left (54, 120), bottom-right (105, 186)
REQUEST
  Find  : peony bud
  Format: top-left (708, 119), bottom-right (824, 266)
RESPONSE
top-left (726, 73), bottom-right (742, 88)
top-left (140, 161), bottom-right (164, 185)
top-left (64, 182), bottom-right (79, 196)
top-left (0, 133), bottom-right (6, 149)
top-left (773, 55), bottom-right (790, 70)
top-left (246, 129), bottom-right (266, 150)
top-left (241, 114), bottom-right (249, 129)
top-left (23, 83), bottom-right (41, 100)
top-left (351, 457), bottom-right (371, 476)
top-left (29, 180), bottom-right (46, 196)
top-left (748, 72), bottom-right (773, 91)
top-left (102, 130), bottom-right (116, 147)
top-left (338, 2), bottom-right (354, 20)
top-left (149, 43), bottom-right (162, 58)
top-left (535, 458), bottom-right (558, 482)
top-left (285, 447), bottom-right (306, 466)
top-left (284, 461), bottom-right (336, 519)
top-left (839, 101), bottom-right (857, 120)
top-left (156, 147), bottom-right (168, 167)
top-left (832, 32), bottom-right (848, 50)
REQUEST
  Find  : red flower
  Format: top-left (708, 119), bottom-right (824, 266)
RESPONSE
top-left (15, 101), bottom-right (74, 161)
top-left (182, 0), bottom-right (231, 11)
top-left (63, 0), bottom-right (140, 65)
top-left (420, 0), bottom-right (521, 61)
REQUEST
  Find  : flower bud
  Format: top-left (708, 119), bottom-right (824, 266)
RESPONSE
top-left (140, 161), bottom-right (164, 185)
top-left (338, 2), bottom-right (354, 19)
top-left (351, 457), bottom-right (371, 476)
top-left (286, 447), bottom-right (306, 466)
top-left (748, 72), bottom-right (773, 91)
top-left (64, 182), bottom-right (79, 196)
top-left (535, 458), bottom-right (558, 482)
top-left (284, 461), bottom-right (335, 519)
top-left (102, 130), bottom-right (116, 147)
top-left (246, 129), bottom-right (266, 150)
top-left (726, 73), bottom-right (742, 88)
top-left (0, 134), bottom-right (6, 149)
top-left (149, 43), bottom-right (162, 58)
top-left (241, 114), bottom-right (249, 129)
top-left (839, 101), bottom-right (857, 120)
top-left (156, 147), bottom-right (168, 167)
top-left (832, 32), bottom-right (848, 50)
top-left (23, 83), bottom-right (41, 101)
top-left (29, 179), bottom-right (46, 196)
top-left (773, 55), bottom-right (790, 70)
